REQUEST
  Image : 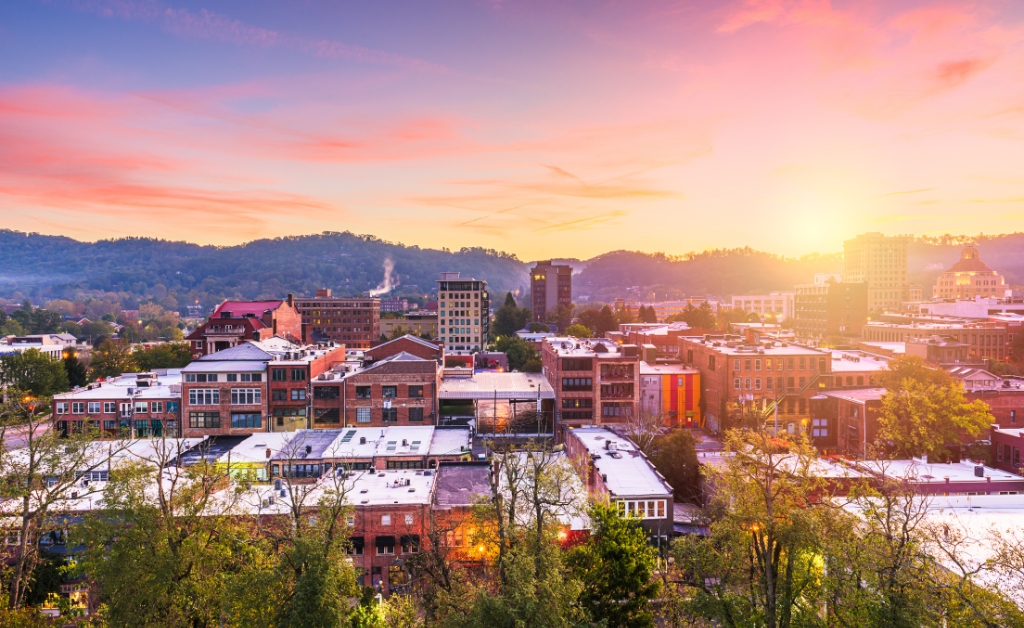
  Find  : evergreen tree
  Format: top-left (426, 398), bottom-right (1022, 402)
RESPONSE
top-left (63, 350), bottom-right (88, 388)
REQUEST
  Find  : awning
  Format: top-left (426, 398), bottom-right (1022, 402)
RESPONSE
top-left (375, 535), bottom-right (395, 548)
top-left (349, 536), bottom-right (365, 551)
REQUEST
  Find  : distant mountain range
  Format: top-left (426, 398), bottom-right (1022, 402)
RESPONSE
top-left (1, 230), bottom-right (1021, 309)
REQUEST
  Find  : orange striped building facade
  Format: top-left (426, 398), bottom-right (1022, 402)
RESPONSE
top-left (639, 364), bottom-right (702, 428)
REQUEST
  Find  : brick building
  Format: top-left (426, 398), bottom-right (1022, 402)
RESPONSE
top-left (933, 246), bottom-right (1008, 300)
top-left (638, 363), bottom-right (701, 428)
top-left (793, 279), bottom-right (868, 340)
top-left (679, 335), bottom-right (833, 434)
top-left (293, 289), bottom-right (380, 349)
top-left (181, 341), bottom-right (345, 438)
top-left (53, 371), bottom-right (182, 438)
top-left (185, 298), bottom-right (302, 358)
top-left (809, 388), bottom-right (885, 457)
top-left (992, 426), bottom-right (1024, 473)
top-left (530, 261), bottom-right (572, 325)
top-left (563, 427), bottom-right (674, 539)
top-left (864, 321), bottom-right (1008, 362)
top-left (364, 335), bottom-right (443, 364)
top-left (311, 353), bottom-right (440, 428)
top-left (541, 337), bottom-right (641, 436)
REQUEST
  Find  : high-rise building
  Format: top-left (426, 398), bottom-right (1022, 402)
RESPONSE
top-left (843, 232), bottom-right (909, 311)
top-left (933, 245), bottom-right (1007, 300)
top-left (293, 289), bottom-right (380, 349)
top-left (530, 261), bottom-right (572, 323)
top-left (437, 273), bottom-right (489, 353)
top-left (793, 279), bottom-right (868, 340)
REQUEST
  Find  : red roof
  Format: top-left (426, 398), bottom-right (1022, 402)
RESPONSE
top-left (947, 247), bottom-right (995, 274)
top-left (213, 300), bottom-right (284, 318)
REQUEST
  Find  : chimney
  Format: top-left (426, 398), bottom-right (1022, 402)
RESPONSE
top-left (287, 293), bottom-right (295, 307)
top-left (266, 448), bottom-right (271, 459)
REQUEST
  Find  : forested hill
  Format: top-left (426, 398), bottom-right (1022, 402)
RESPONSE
top-left (2, 230), bottom-right (1021, 308)
top-left (575, 249), bottom-right (845, 301)
top-left (0, 230), bottom-right (530, 306)
top-left (575, 233), bottom-right (1024, 302)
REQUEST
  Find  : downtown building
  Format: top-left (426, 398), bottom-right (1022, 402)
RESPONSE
top-left (293, 289), bottom-right (380, 349)
top-left (185, 298), bottom-right (303, 358)
top-left (436, 272), bottom-right (489, 353)
top-left (793, 276), bottom-right (868, 341)
top-left (843, 232), bottom-right (911, 311)
top-left (530, 261), bottom-right (573, 325)
top-left (933, 245), bottom-right (1008, 299)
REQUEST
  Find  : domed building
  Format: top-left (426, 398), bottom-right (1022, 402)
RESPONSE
top-left (932, 246), bottom-right (1007, 299)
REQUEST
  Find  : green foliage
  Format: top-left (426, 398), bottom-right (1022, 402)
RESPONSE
top-left (666, 303), bottom-right (717, 329)
top-left (492, 293), bottom-right (531, 339)
top-left (986, 359), bottom-right (1021, 376)
top-left (575, 306), bottom-right (617, 337)
top-left (8, 304), bottom-right (63, 335)
top-left (564, 324), bottom-right (592, 339)
top-left (637, 305), bottom-right (658, 323)
top-left (648, 429), bottom-right (702, 504)
top-left (545, 304), bottom-right (574, 332)
top-left (875, 356), bottom-right (993, 458)
top-left (133, 342), bottom-right (192, 371)
top-left (62, 351), bottom-right (88, 388)
top-left (493, 336), bottom-right (539, 372)
top-left (527, 322), bottom-right (549, 333)
top-left (88, 339), bottom-right (137, 380)
top-left (0, 348), bottom-right (70, 397)
top-left (567, 502), bottom-right (660, 628)
top-left (522, 359), bottom-right (542, 373)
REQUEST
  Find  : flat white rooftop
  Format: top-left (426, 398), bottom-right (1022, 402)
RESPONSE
top-left (569, 427), bottom-right (672, 499)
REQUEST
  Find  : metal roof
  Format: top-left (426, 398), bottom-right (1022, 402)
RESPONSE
top-left (439, 372), bottom-right (555, 400)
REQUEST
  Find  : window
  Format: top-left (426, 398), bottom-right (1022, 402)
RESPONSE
top-left (72, 402), bottom-right (85, 414)
top-left (776, 358), bottom-right (784, 371)
top-left (755, 378), bottom-right (762, 390)
top-left (356, 386), bottom-right (371, 399)
top-left (189, 389), bottom-right (220, 405)
top-left (765, 358), bottom-right (772, 371)
top-left (381, 515), bottom-right (392, 526)
top-left (356, 408), bottom-right (371, 423)
top-left (55, 402), bottom-right (68, 414)
top-left (382, 386), bottom-right (397, 399)
top-left (1011, 410), bottom-right (1017, 424)
top-left (272, 389), bottom-right (287, 401)
top-left (189, 411), bottom-right (220, 428)
top-left (786, 358), bottom-right (794, 370)
top-left (250, 373), bottom-right (262, 382)
top-left (167, 401), bottom-right (178, 413)
top-left (232, 388), bottom-right (261, 405)
top-left (562, 378), bottom-right (593, 391)
top-left (709, 355), bottom-right (716, 370)
top-left (615, 499), bottom-right (667, 519)
top-left (231, 413), bottom-right (262, 428)
top-left (291, 368), bottom-right (305, 381)
top-left (272, 369), bottom-right (287, 382)
top-left (734, 359), bottom-right (741, 371)
top-left (755, 359), bottom-right (762, 371)
top-left (103, 401), bottom-right (116, 414)
top-left (376, 540), bottom-right (395, 555)
top-left (150, 401), bottom-right (163, 413)
top-left (766, 378), bottom-right (773, 391)
top-left (87, 402), bottom-right (101, 414)
top-left (733, 378), bottom-right (741, 390)
top-left (812, 418), bottom-right (828, 438)
top-left (227, 374), bottom-right (238, 382)
top-left (401, 535), bottom-right (419, 554)
top-left (314, 386), bottom-right (339, 400)
top-left (404, 514), bottom-right (414, 525)
top-left (185, 373), bottom-right (196, 382)
top-left (291, 389), bottom-right (307, 401)
top-left (744, 378), bottom-right (752, 390)
top-left (382, 408), bottom-right (398, 422)
top-left (134, 402), bottom-right (148, 414)
top-left (408, 385), bottom-right (424, 399)
top-left (314, 408), bottom-right (340, 424)
top-left (408, 407), bottom-right (424, 422)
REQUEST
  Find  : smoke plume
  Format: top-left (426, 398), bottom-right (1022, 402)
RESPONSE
top-left (368, 258), bottom-right (399, 297)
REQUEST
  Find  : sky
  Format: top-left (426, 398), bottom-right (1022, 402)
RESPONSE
top-left (3, 0), bottom-right (1024, 261)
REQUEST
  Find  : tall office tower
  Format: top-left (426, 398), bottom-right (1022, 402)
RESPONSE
top-left (530, 261), bottom-right (572, 324)
top-left (437, 273), bottom-right (489, 353)
top-left (843, 233), bottom-right (910, 312)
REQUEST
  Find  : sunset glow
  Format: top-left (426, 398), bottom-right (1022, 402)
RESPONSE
top-left (3, 0), bottom-right (1024, 258)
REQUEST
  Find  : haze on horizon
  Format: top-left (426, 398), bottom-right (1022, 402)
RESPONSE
top-left (3, 0), bottom-right (1024, 260)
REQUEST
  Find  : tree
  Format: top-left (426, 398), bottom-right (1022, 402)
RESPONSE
top-left (567, 502), bottom-right (661, 628)
top-left (88, 339), bottom-right (137, 380)
top-left (648, 429), bottom-right (702, 505)
top-left (0, 395), bottom-right (122, 610)
top-left (0, 349), bottom-right (70, 397)
top-left (875, 356), bottom-right (993, 458)
top-left (637, 305), bottom-right (658, 324)
top-left (62, 350), bottom-right (87, 388)
top-left (623, 408), bottom-right (664, 457)
top-left (564, 324), bottom-right (592, 339)
top-left (671, 429), bottom-right (826, 628)
top-left (615, 306), bottom-right (635, 325)
top-left (79, 440), bottom-right (254, 627)
top-left (666, 303), bottom-right (716, 330)
top-left (491, 293), bottom-right (531, 339)
top-left (527, 322), bottom-right (549, 333)
top-left (545, 304), bottom-right (574, 333)
top-left (133, 342), bottom-right (192, 371)
top-left (576, 306), bottom-right (617, 337)
top-left (494, 336), bottom-right (539, 372)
